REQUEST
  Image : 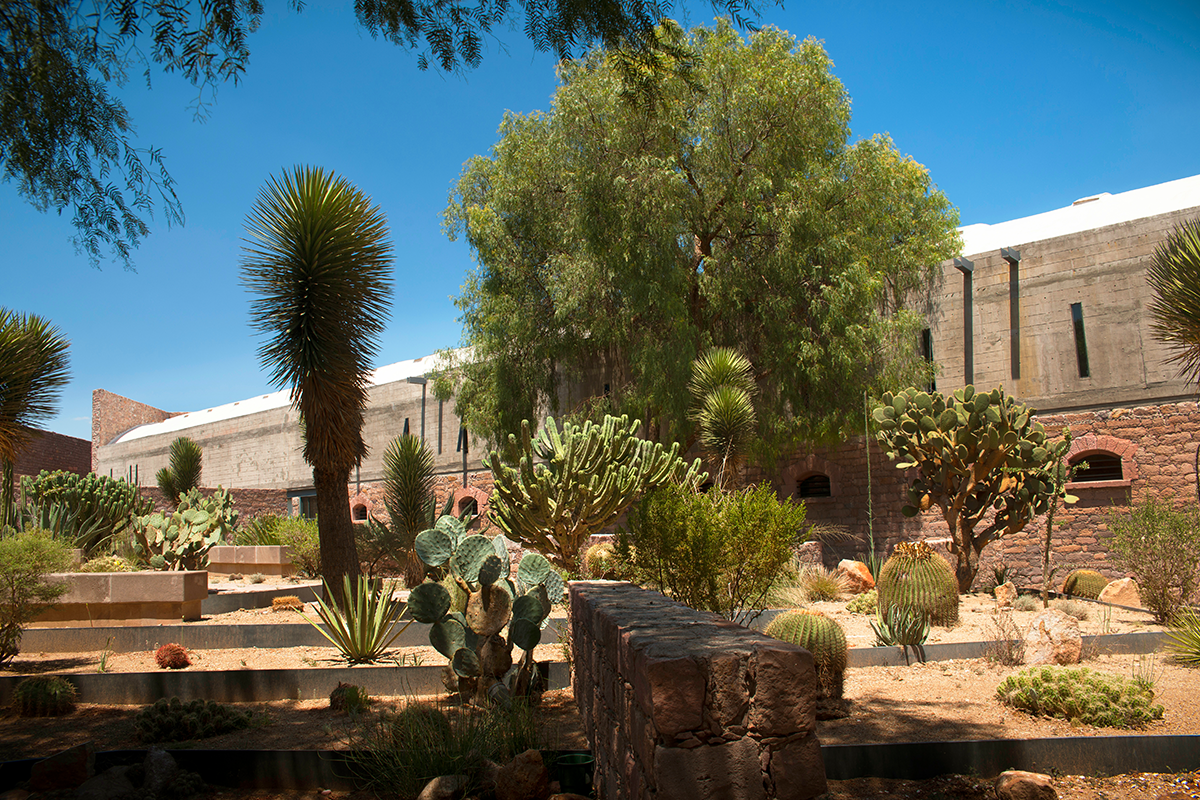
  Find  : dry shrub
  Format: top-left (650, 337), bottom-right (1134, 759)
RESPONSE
top-left (984, 610), bottom-right (1026, 666)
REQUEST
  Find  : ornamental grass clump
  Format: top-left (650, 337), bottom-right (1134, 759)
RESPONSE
top-left (995, 666), bottom-right (1164, 729)
top-left (796, 566), bottom-right (850, 603)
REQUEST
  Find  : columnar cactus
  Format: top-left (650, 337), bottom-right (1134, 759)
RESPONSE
top-left (406, 513), bottom-right (565, 704)
top-left (876, 541), bottom-right (960, 626)
top-left (873, 385), bottom-right (1059, 592)
top-left (764, 609), bottom-right (848, 700)
top-left (21, 470), bottom-right (152, 554)
top-left (131, 487), bottom-right (238, 570)
top-left (1062, 569), bottom-right (1109, 599)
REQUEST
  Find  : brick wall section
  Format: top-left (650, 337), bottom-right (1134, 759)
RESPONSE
top-left (139, 486), bottom-right (290, 520)
top-left (570, 581), bottom-right (826, 800)
top-left (92, 390), bottom-right (175, 471)
top-left (12, 427), bottom-right (91, 479)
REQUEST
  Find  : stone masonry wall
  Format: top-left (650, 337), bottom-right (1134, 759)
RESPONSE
top-left (570, 581), bottom-right (826, 800)
top-left (139, 486), bottom-right (290, 520)
top-left (91, 389), bottom-right (175, 471)
top-left (12, 427), bottom-right (91, 480)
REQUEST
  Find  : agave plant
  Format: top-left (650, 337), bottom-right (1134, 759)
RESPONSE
top-left (870, 604), bottom-right (931, 664)
top-left (302, 575), bottom-right (412, 664)
top-left (1165, 606), bottom-right (1200, 666)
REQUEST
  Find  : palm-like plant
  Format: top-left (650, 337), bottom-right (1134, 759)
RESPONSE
top-left (1147, 218), bottom-right (1200, 384)
top-left (383, 434), bottom-right (437, 587)
top-left (241, 166), bottom-right (393, 600)
top-left (688, 347), bottom-right (757, 489)
top-left (0, 309), bottom-right (71, 530)
top-left (156, 436), bottom-right (203, 506)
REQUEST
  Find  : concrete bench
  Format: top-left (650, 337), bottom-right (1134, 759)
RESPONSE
top-left (31, 571), bottom-right (208, 627)
top-left (207, 546), bottom-right (296, 577)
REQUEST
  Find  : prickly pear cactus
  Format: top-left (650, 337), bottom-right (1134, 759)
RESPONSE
top-left (1062, 569), bottom-right (1109, 599)
top-left (764, 609), bottom-right (848, 700)
top-left (877, 541), bottom-right (960, 626)
top-left (408, 514), bottom-right (565, 705)
top-left (131, 486), bottom-right (238, 570)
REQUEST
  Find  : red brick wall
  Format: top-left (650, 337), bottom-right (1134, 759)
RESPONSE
top-left (12, 427), bottom-right (91, 480)
top-left (91, 389), bottom-right (176, 470)
top-left (140, 486), bottom-right (290, 520)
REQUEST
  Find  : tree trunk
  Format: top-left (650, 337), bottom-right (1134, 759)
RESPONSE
top-left (314, 465), bottom-right (360, 607)
top-left (953, 536), bottom-right (979, 594)
top-left (1, 459), bottom-right (13, 530)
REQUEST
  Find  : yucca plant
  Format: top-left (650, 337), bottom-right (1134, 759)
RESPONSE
top-left (302, 575), bottom-right (412, 663)
top-left (689, 347), bottom-right (757, 490)
top-left (1148, 218), bottom-right (1200, 386)
top-left (1165, 606), bottom-right (1200, 666)
top-left (156, 437), bottom-right (203, 506)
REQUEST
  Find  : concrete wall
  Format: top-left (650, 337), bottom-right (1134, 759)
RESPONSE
top-left (571, 581), bottom-right (826, 800)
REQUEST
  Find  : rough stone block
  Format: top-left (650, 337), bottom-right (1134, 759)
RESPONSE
top-left (749, 645), bottom-right (815, 737)
top-left (634, 654), bottom-right (705, 737)
top-left (767, 731), bottom-right (826, 800)
top-left (654, 739), bottom-right (766, 800)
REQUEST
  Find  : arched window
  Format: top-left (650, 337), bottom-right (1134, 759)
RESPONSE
top-left (1069, 452), bottom-right (1123, 482)
top-left (798, 473), bottom-right (832, 498)
top-left (1065, 434), bottom-right (1137, 488)
top-left (352, 504), bottom-right (368, 522)
top-left (458, 497), bottom-right (478, 517)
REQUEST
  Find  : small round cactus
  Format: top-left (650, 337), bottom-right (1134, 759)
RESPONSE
top-left (764, 609), bottom-right (848, 700)
top-left (13, 676), bottom-right (77, 717)
top-left (1062, 569), bottom-right (1109, 599)
top-left (877, 540), bottom-right (959, 626)
top-left (272, 595), bottom-right (303, 611)
top-left (155, 643), bottom-right (191, 669)
top-left (582, 542), bottom-right (617, 579)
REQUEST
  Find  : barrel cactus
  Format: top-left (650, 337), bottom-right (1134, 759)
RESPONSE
top-left (406, 513), bottom-right (565, 705)
top-left (877, 540), bottom-right (960, 626)
top-left (13, 675), bottom-right (77, 716)
top-left (764, 609), bottom-right (848, 700)
top-left (1062, 569), bottom-right (1109, 599)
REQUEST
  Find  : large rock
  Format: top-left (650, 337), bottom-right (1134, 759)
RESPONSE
top-left (994, 581), bottom-right (1017, 608)
top-left (1025, 609), bottom-right (1082, 665)
top-left (838, 560), bottom-right (875, 593)
top-left (28, 741), bottom-right (95, 791)
top-left (496, 749), bottom-right (550, 800)
top-left (1098, 577), bottom-right (1142, 608)
top-left (77, 766), bottom-right (136, 800)
top-left (995, 769), bottom-right (1057, 800)
top-left (142, 748), bottom-right (180, 795)
top-left (416, 774), bottom-right (468, 800)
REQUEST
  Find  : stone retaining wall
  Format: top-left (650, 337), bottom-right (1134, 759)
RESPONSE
top-left (32, 571), bottom-right (208, 627)
top-left (570, 581), bottom-right (826, 800)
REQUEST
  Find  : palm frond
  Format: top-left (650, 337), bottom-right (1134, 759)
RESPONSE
top-left (0, 308), bottom-right (71, 464)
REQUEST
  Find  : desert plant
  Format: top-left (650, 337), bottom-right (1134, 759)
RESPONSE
top-left (301, 575), bottom-right (412, 664)
top-left (155, 643), bottom-right (191, 669)
top-left (408, 516), bottom-right (565, 704)
top-left (992, 564), bottom-right (1013, 589)
top-left (984, 611), bottom-right (1026, 666)
top-left (273, 516), bottom-right (322, 577)
top-left (1061, 569), bottom-right (1108, 599)
top-left (689, 347), bottom-right (758, 489)
top-left (0, 529), bottom-right (72, 666)
top-left (78, 554), bottom-right (136, 572)
top-left (236, 514), bottom-right (284, 546)
top-left (764, 609), bottom-right (848, 699)
top-left (20, 470), bottom-right (152, 555)
top-left (1165, 606), bottom-right (1200, 666)
top-left (249, 573), bottom-right (265, 584)
top-left (1051, 598), bottom-right (1091, 621)
top-left (131, 487), bottom-right (238, 570)
top-left (1013, 594), bottom-right (1041, 612)
top-left (796, 566), bottom-right (850, 603)
top-left (870, 603), bottom-right (931, 664)
top-left (383, 434), bottom-right (438, 587)
top-left (134, 697), bottom-right (253, 742)
top-left (876, 541), bottom-right (959, 626)
top-left (1107, 496), bottom-right (1200, 622)
top-left (581, 541), bottom-right (617, 579)
top-left (156, 436), bottom-right (203, 505)
top-left (330, 681), bottom-right (371, 714)
top-left (846, 589), bottom-right (877, 615)
top-left (12, 675), bottom-right (77, 716)
top-left (996, 666), bottom-right (1164, 729)
top-left (272, 595), bottom-right (303, 611)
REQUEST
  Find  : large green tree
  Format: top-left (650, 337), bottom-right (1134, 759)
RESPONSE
top-left (242, 165), bottom-right (393, 597)
top-left (443, 21), bottom-right (961, 457)
top-left (3, 0), bottom-right (767, 268)
top-left (0, 310), bottom-right (71, 530)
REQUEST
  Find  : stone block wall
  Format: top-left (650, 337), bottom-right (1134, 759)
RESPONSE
top-left (570, 581), bottom-right (826, 800)
top-left (92, 389), bottom-right (176, 470)
top-left (11, 427), bottom-right (91, 484)
top-left (139, 486), bottom-right (290, 520)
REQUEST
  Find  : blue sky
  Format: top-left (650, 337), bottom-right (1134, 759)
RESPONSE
top-left (3, 0), bottom-right (1198, 441)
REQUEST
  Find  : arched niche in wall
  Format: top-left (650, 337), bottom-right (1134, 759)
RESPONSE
top-left (1065, 433), bottom-right (1137, 490)
top-left (778, 453), bottom-right (843, 502)
top-left (348, 491), bottom-right (377, 524)
top-left (452, 486), bottom-right (490, 524)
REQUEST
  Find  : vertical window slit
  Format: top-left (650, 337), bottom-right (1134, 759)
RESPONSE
top-left (1071, 302), bottom-right (1090, 378)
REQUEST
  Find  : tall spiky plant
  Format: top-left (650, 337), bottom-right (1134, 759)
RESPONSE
top-left (156, 436), bottom-right (203, 506)
top-left (1148, 218), bottom-right (1200, 385)
top-left (241, 166), bottom-right (394, 602)
top-left (0, 309), bottom-right (70, 531)
top-left (689, 347), bottom-right (757, 490)
top-left (383, 434), bottom-right (437, 587)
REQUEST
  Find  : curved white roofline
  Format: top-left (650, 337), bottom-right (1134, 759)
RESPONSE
top-left (112, 350), bottom-right (464, 444)
top-left (959, 173), bottom-right (1200, 257)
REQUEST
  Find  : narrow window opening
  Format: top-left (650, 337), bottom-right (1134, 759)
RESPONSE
top-left (438, 400), bottom-right (444, 454)
top-left (1003, 248), bottom-right (1021, 380)
top-left (458, 497), bottom-right (478, 517)
top-left (1071, 302), bottom-right (1090, 378)
top-left (798, 474), bottom-right (832, 498)
top-left (1069, 453), bottom-right (1122, 481)
top-left (954, 258), bottom-right (974, 385)
top-left (403, 417), bottom-right (410, 435)
top-left (299, 495), bottom-right (317, 519)
top-left (921, 328), bottom-right (936, 392)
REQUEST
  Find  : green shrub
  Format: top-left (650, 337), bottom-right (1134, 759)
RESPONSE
top-left (996, 666), bottom-right (1164, 729)
top-left (1165, 606), bottom-right (1200, 666)
top-left (1051, 598), bottom-right (1090, 621)
top-left (134, 697), bottom-right (253, 742)
top-left (236, 514), bottom-right (284, 546)
top-left (846, 589), bottom-right (877, 615)
top-left (1013, 594), bottom-right (1041, 612)
top-left (12, 675), bottom-right (77, 716)
top-left (615, 482), bottom-right (806, 621)
top-left (273, 517), bottom-right (322, 577)
top-left (1107, 496), bottom-right (1200, 623)
top-left (0, 529), bottom-right (72, 666)
top-left (78, 554), bottom-right (136, 573)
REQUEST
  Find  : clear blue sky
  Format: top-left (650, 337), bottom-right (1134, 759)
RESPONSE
top-left (3, 0), bottom-right (1198, 441)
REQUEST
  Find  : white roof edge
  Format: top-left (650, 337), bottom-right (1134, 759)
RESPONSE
top-left (110, 348), bottom-right (469, 445)
top-left (959, 173), bottom-right (1200, 258)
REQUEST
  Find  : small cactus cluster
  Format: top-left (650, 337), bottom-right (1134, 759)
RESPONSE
top-left (21, 470), bottom-right (153, 552)
top-left (407, 513), bottom-right (565, 704)
top-left (12, 675), bottom-right (77, 716)
top-left (764, 609), bottom-right (848, 700)
top-left (582, 542), bottom-right (617, 579)
top-left (329, 681), bottom-right (371, 714)
top-left (1062, 569), bottom-right (1109, 599)
top-left (134, 697), bottom-right (252, 742)
top-left (272, 595), bottom-right (304, 611)
top-left (155, 643), bottom-right (191, 669)
top-left (877, 541), bottom-right (959, 626)
top-left (132, 487), bottom-right (238, 570)
top-left (77, 554), bottom-right (136, 572)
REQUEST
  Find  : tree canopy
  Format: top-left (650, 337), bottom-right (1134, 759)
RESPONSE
top-left (3, 0), bottom-right (768, 269)
top-left (443, 21), bottom-right (962, 457)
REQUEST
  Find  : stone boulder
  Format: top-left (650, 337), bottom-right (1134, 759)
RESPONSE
top-left (496, 749), bottom-right (550, 800)
top-left (77, 766), bottom-right (136, 800)
top-left (1024, 609), bottom-right (1082, 666)
top-left (416, 774), bottom-right (468, 800)
top-left (837, 560), bottom-right (875, 593)
top-left (1098, 577), bottom-right (1142, 608)
top-left (28, 742), bottom-right (95, 791)
top-left (994, 581), bottom-right (1017, 608)
top-left (995, 769), bottom-right (1057, 800)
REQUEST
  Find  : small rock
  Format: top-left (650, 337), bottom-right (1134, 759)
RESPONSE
top-left (838, 560), bottom-right (875, 593)
top-left (416, 774), bottom-right (468, 800)
top-left (28, 741), bottom-right (95, 791)
top-left (1025, 609), bottom-right (1082, 666)
top-left (0, 790), bottom-right (31, 800)
top-left (995, 769), bottom-right (1057, 800)
top-left (496, 749), bottom-right (550, 800)
top-left (1098, 577), bottom-right (1142, 608)
top-left (549, 795), bottom-right (592, 800)
top-left (994, 581), bottom-right (1017, 608)
top-left (77, 766), bottom-right (136, 800)
top-left (142, 747), bottom-right (179, 794)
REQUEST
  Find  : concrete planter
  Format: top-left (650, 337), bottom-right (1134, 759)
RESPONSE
top-left (32, 571), bottom-right (208, 627)
top-left (207, 546), bottom-right (296, 577)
